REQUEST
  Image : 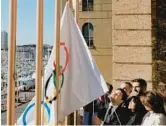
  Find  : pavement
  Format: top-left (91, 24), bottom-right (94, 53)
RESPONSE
top-left (1, 89), bottom-right (35, 125)
top-left (1, 102), bottom-right (30, 125)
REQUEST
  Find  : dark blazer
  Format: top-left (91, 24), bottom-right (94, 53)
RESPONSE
top-left (103, 103), bottom-right (131, 125)
top-left (83, 100), bottom-right (99, 113)
top-left (124, 96), bottom-right (147, 125)
top-left (126, 111), bottom-right (146, 125)
top-left (97, 93), bottom-right (110, 121)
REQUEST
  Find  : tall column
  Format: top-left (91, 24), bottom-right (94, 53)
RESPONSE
top-left (112, 0), bottom-right (152, 89)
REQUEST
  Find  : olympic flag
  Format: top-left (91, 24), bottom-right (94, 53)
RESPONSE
top-left (17, 2), bottom-right (108, 125)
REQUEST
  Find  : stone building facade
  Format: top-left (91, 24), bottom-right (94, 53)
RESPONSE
top-left (78, 0), bottom-right (113, 83)
top-left (112, 0), bottom-right (152, 89)
top-left (68, 0), bottom-right (166, 94)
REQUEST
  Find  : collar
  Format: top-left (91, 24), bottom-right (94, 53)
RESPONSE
top-left (109, 102), bottom-right (118, 108)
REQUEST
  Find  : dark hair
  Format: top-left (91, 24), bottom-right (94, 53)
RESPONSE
top-left (132, 78), bottom-right (147, 93)
top-left (124, 82), bottom-right (133, 88)
top-left (106, 82), bottom-right (113, 94)
top-left (144, 91), bottom-right (166, 116)
top-left (129, 96), bottom-right (143, 112)
top-left (117, 88), bottom-right (128, 101)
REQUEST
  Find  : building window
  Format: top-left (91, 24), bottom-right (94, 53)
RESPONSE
top-left (82, 0), bottom-right (93, 11)
top-left (82, 23), bottom-right (94, 48)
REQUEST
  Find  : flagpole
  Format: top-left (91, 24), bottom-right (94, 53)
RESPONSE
top-left (63, 1), bottom-right (74, 125)
top-left (65, 117), bottom-right (68, 125)
top-left (74, 0), bottom-right (79, 125)
top-left (67, 1), bottom-right (77, 125)
top-left (55, 0), bottom-right (61, 125)
top-left (7, 0), bottom-right (17, 124)
top-left (68, 0), bottom-right (73, 9)
top-left (75, 0), bottom-right (79, 24)
top-left (35, 0), bottom-right (43, 125)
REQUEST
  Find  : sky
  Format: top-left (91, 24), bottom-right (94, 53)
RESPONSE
top-left (1, 0), bottom-right (57, 45)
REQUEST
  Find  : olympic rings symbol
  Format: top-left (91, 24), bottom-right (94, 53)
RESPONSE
top-left (22, 42), bottom-right (69, 125)
top-left (44, 72), bottom-right (64, 103)
top-left (45, 42), bottom-right (69, 103)
top-left (54, 42), bottom-right (69, 74)
top-left (22, 101), bottom-right (50, 125)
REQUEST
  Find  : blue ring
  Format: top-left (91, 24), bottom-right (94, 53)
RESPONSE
top-left (22, 101), bottom-right (50, 126)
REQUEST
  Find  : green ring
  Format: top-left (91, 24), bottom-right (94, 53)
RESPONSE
top-left (53, 71), bottom-right (64, 89)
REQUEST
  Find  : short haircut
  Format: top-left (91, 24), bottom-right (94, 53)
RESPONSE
top-left (117, 88), bottom-right (128, 101)
top-left (106, 82), bottom-right (113, 94)
top-left (129, 96), bottom-right (143, 112)
top-left (132, 78), bottom-right (147, 92)
top-left (124, 82), bottom-right (133, 88)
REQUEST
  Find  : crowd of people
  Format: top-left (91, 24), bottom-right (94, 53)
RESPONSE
top-left (82, 78), bottom-right (166, 125)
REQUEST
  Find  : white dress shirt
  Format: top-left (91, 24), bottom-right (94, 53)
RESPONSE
top-left (141, 111), bottom-right (166, 125)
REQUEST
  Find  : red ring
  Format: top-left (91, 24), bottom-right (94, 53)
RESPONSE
top-left (53, 42), bottom-right (69, 74)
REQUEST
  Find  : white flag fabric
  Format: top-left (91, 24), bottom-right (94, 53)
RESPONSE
top-left (17, 2), bottom-right (108, 125)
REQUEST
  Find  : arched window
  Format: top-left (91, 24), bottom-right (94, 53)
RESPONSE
top-left (82, 0), bottom-right (93, 11)
top-left (82, 23), bottom-right (94, 48)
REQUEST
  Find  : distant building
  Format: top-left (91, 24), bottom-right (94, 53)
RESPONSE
top-left (1, 31), bottom-right (8, 50)
top-left (16, 44), bottom-right (53, 60)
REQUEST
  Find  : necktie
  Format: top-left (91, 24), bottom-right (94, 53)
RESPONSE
top-left (103, 105), bottom-right (113, 124)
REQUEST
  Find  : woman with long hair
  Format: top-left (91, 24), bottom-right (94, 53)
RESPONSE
top-left (125, 96), bottom-right (147, 125)
top-left (141, 91), bottom-right (166, 125)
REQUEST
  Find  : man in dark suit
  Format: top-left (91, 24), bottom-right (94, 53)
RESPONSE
top-left (120, 78), bottom-right (148, 125)
top-left (83, 83), bottom-right (113, 125)
top-left (93, 88), bottom-right (129, 125)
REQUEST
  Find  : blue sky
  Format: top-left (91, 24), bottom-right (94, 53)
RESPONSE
top-left (1, 0), bottom-right (56, 45)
